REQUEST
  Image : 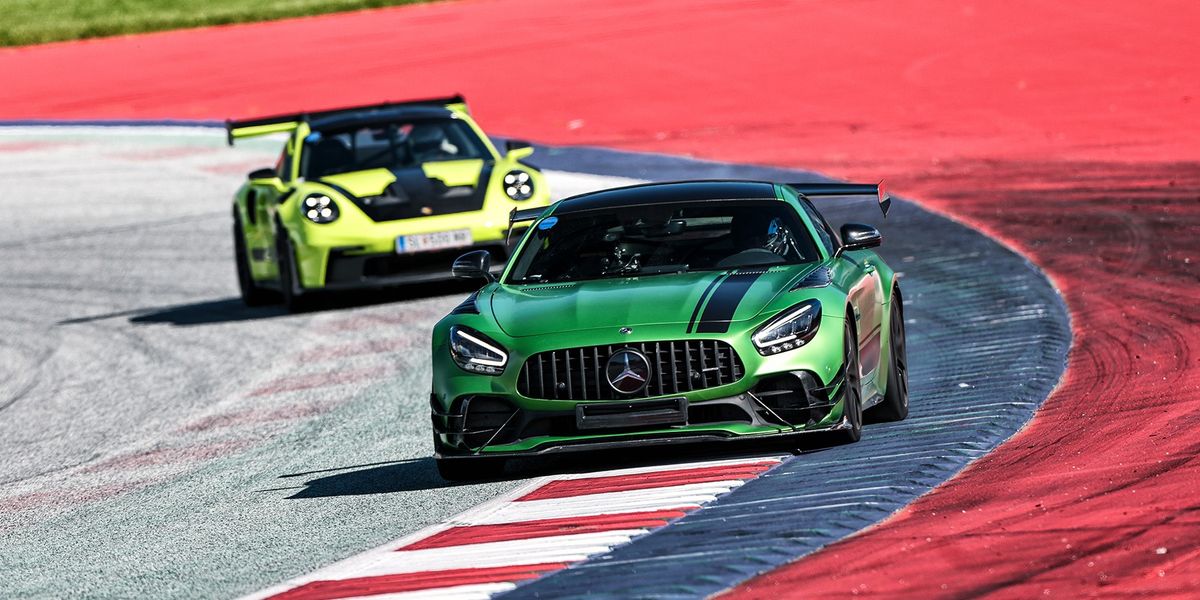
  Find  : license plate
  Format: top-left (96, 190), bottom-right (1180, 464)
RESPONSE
top-left (575, 398), bottom-right (688, 430)
top-left (396, 229), bottom-right (473, 254)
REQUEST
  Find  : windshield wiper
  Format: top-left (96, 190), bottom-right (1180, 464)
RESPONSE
top-left (595, 263), bottom-right (690, 279)
top-left (521, 264), bottom-right (693, 284)
top-left (637, 264), bottom-right (689, 275)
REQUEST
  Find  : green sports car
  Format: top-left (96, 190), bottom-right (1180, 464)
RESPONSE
top-left (430, 180), bottom-right (908, 480)
top-left (225, 96), bottom-right (551, 311)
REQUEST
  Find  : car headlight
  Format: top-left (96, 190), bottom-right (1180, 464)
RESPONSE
top-left (503, 170), bottom-right (534, 201)
top-left (752, 300), bottom-right (822, 355)
top-left (449, 326), bottom-right (508, 375)
top-left (301, 193), bottom-right (339, 224)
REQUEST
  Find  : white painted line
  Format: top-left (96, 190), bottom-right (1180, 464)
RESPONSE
top-left (241, 456), bottom-right (786, 600)
top-left (466, 481), bottom-right (749, 524)
top-left (0, 125), bottom-right (227, 138)
top-left (354, 531), bottom-right (648, 576)
top-left (354, 583), bottom-right (518, 600)
top-left (542, 170), bottom-right (643, 199)
top-left (237, 476), bottom-right (554, 600)
top-left (550, 455), bottom-right (785, 481)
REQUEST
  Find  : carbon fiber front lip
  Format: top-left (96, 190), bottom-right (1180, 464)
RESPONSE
top-left (433, 408), bottom-right (855, 460)
top-left (432, 425), bottom-right (839, 460)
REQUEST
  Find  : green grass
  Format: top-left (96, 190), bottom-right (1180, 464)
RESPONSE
top-left (0, 0), bottom-right (436, 46)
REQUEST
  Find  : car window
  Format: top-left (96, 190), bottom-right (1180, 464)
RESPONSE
top-left (798, 198), bottom-right (838, 255)
top-left (506, 201), bottom-right (821, 284)
top-left (276, 145), bottom-right (293, 182)
top-left (301, 118), bottom-right (490, 179)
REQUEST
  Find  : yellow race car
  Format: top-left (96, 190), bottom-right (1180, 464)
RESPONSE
top-left (226, 96), bottom-right (550, 310)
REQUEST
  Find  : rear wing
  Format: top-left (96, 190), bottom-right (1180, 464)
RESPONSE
top-left (510, 206), bottom-right (549, 224)
top-left (225, 94), bottom-right (467, 145)
top-left (506, 206), bottom-right (553, 245)
top-left (787, 181), bottom-right (891, 218)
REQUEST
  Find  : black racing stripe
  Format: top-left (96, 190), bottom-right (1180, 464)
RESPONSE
top-left (695, 269), bottom-right (767, 334)
top-left (687, 273), bottom-right (729, 333)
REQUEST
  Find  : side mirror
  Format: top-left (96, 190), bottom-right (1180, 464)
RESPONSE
top-left (248, 167), bottom-right (286, 192)
top-left (505, 139), bottom-right (534, 161)
top-left (505, 139), bottom-right (532, 152)
top-left (839, 223), bottom-right (882, 251)
top-left (248, 167), bottom-right (277, 180)
top-left (452, 250), bottom-right (495, 282)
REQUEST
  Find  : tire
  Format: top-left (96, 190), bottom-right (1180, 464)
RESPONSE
top-left (837, 319), bottom-right (864, 443)
top-left (276, 229), bottom-right (310, 313)
top-left (436, 457), bottom-right (506, 482)
top-left (233, 215), bottom-right (278, 306)
top-left (869, 289), bottom-right (910, 422)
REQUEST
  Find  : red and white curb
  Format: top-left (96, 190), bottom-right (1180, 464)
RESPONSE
top-left (243, 456), bottom-right (784, 600)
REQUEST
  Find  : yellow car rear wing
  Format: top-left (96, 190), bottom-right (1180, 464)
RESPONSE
top-left (506, 205), bottom-right (555, 245)
top-left (225, 95), bottom-right (468, 146)
top-left (225, 119), bottom-right (300, 145)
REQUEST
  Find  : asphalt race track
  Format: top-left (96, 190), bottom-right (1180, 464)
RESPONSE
top-left (0, 126), bottom-right (636, 597)
top-left (0, 126), bottom-right (1066, 598)
top-left (2, 0), bottom-right (1198, 597)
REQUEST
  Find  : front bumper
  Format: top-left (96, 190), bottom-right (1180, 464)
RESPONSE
top-left (431, 369), bottom-right (849, 459)
top-left (319, 241), bottom-right (508, 291)
top-left (288, 206), bottom-right (532, 290)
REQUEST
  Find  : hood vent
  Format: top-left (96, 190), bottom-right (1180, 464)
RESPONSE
top-left (322, 164), bottom-right (491, 222)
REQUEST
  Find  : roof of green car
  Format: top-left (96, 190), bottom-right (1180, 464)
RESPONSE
top-left (553, 180), bottom-right (780, 215)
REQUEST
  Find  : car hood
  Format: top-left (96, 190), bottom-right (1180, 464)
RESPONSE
top-left (315, 160), bottom-right (490, 219)
top-left (490, 266), bottom-right (810, 337)
top-left (316, 160), bottom-right (488, 197)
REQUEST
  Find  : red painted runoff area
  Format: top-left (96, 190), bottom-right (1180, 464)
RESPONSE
top-left (401, 510), bottom-right (687, 550)
top-left (516, 462), bottom-right (777, 501)
top-left (268, 562), bottom-right (567, 600)
top-left (3, 1), bottom-right (1199, 597)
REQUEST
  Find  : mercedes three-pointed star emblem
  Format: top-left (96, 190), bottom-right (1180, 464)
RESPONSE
top-left (606, 348), bottom-right (651, 394)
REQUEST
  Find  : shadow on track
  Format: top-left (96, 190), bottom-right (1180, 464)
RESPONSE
top-left (280, 458), bottom-right (453, 498)
top-left (133, 299), bottom-right (288, 325)
top-left (504, 436), bottom-right (836, 481)
top-left (57, 280), bottom-right (480, 327)
top-left (280, 439), bottom-right (838, 499)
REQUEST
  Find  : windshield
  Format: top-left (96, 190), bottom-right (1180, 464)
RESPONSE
top-left (301, 118), bottom-right (490, 178)
top-left (506, 202), bottom-right (820, 284)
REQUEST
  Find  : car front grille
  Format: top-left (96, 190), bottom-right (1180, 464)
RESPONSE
top-left (518, 340), bottom-right (744, 401)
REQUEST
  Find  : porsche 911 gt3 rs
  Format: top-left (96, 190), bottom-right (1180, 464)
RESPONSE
top-left (226, 95), bottom-right (551, 311)
top-left (429, 180), bottom-right (909, 480)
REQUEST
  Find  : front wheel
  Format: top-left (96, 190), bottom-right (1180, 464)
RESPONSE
top-left (276, 230), bottom-right (310, 313)
top-left (836, 320), bottom-right (864, 443)
top-left (436, 457), bottom-right (507, 482)
top-left (234, 215), bottom-right (277, 306)
top-left (869, 290), bottom-right (909, 422)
